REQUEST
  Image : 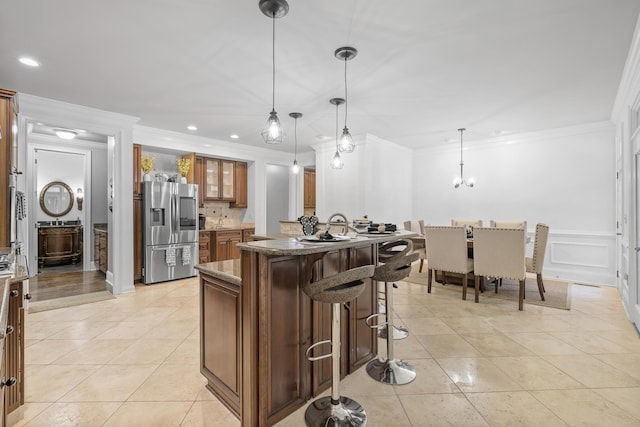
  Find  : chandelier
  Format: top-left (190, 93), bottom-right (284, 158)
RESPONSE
top-left (453, 128), bottom-right (475, 188)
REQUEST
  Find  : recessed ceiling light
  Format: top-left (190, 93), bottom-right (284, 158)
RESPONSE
top-left (187, 125), bottom-right (197, 131)
top-left (230, 134), bottom-right (239, 139)
top-left (19, 57), bottom-right (40, 67)
top-left (54, 129), bottom-right (77, 140)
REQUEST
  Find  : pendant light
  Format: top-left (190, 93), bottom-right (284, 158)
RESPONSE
top-left (259, 0), bottom-right (289, 144)
top-left (453, 128), bottom-right (475, 188)
top-left (289, 112), bottom-right (301, 174)
top-left (335, 46), bottom-right (357, 153)
top-left (330, 98), bottom-right (345, 169)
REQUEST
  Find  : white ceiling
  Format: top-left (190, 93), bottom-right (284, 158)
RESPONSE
top-left (1, 1), bottom-right (639, 153)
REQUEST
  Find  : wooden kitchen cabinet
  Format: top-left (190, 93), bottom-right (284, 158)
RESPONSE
top-left (212, 230), bottom-right (242, 261)
top-left (199, 231), bottom-right (211, 264)
top-left (304, 168), bottom-right (316, 209)
top-left (0, 90), bottom-right (16, 248)
top-left (205, 159), bottom-right (235, 202)
top-left (242, 228), bottom-right (255, 242)
top-left (230, 161), bottom-right (247, 208)
top-left (1, 277), bottom-right (26, 426)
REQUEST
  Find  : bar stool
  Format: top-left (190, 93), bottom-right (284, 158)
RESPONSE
top-left (375, 241), bottom-right (411, 340)
top-left (366, 239), bottom-right (418, 385)
top-left (302, 256), bottom-right (375, 427)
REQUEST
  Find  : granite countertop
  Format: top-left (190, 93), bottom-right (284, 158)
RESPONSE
top-left (237, 230), bottom-right (417, 256)
top-left (195, 259), bottom-right (241, 285)
top-left (93, 223), bottom-right (108, 232)
top-left (200, 225), bottom-right (255, 232)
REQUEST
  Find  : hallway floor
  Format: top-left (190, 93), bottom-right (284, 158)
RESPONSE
top-left (8, 273), bottom-right (640, 426)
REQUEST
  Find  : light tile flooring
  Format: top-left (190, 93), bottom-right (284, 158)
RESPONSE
top-left (8, 273), bottom-right (640, 426)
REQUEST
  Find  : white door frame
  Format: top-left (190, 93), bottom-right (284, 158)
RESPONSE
top-left (27, 141), bottom-right (93, 274)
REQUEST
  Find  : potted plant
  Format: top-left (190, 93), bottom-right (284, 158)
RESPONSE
top-left (141, 154), bottom-right (156, 181)
top-left (176, 158), bottom-right (191, 183)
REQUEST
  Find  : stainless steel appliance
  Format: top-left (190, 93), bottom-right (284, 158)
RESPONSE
top-left (143, 181), bottom-right (198, 284)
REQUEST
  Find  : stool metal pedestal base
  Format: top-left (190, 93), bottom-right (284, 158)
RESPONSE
top-left (378, 324), bottom-right (409, 340)
top-left (305, 396), bottom-right (367, 427)
top-left (366, 358), bottom-right (417, 385)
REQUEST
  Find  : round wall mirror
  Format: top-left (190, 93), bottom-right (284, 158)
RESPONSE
top-left (40, 181), bottom-right (74, 217)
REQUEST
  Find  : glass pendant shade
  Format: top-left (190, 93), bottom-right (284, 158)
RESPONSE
top-left (338, 127), bottom-right (354, 153)
top-left (262, 110), bottom-right (283, 143)
top-left (292, 159), bottom-right (300, 174)
top-left (260, 0), bottom-right (289, 144)
top-left (331, 151), bottom-right (344, 169)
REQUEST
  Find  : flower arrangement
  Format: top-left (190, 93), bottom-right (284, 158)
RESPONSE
top-left (176, 158), bottom-right (191, 177)
top-left (141, 154), bottom-right (156, 174)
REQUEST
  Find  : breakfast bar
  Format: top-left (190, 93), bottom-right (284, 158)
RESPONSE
top-left (196, 231), bottom-right (415, 427)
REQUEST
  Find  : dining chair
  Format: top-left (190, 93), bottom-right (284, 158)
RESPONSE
top-left (526, 223), bottom-right (549, 298)
top-left (451, 219), bottom-right (483, 228)
top-left (489, 220), bottom-right (527, 230)
top-left (472, 227), bottom-right (530, 310)
top-left (423, 226), bottom-right (474, 300)
top-left (403, 220), bottom-right (426, 272)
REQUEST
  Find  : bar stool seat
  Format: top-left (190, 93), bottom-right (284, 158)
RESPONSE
top-left (302, 259), bottom-right (375, 427)
top-left (366, 239), bottom-right (418, 385)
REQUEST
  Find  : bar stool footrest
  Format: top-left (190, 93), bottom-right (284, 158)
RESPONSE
top-left (378, 324), bottom-right (409, 340)
top-left (305, 339), bottom-right (332, 362)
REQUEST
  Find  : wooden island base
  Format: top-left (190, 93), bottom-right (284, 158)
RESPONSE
top-left (196, 231), bottom-right (415, 427)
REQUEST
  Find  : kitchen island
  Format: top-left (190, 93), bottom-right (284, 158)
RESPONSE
top-left (196, 231), bottom-right (415, 427)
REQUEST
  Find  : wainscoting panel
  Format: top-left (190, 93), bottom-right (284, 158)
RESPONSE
top-left (534, 231), bottom-right (616, 286)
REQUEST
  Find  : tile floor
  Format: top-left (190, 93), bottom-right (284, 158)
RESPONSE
top-left (8, 273), bottom-right (640, 426)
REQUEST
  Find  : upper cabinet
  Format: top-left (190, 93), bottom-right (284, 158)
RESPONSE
top-left (205, 158), bottom-right (235, 201)
top-left (230, 161), bottom-right (247, 208)
top-left (304, 168), bottom-right (316, 209)
top-left (182, 154), bottom-right (247, 208)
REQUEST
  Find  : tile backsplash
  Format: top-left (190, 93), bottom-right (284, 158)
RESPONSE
top-left (200, 201), bottom-right (243, 228)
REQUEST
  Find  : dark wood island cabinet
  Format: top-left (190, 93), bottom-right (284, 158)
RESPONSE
top-left (196, 231), bottom-right (416, 426)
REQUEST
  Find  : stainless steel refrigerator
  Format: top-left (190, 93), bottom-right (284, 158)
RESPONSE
top-left (143, 181), bottom-right (198, 284)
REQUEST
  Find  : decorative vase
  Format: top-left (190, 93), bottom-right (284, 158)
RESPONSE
top-left (179, 176), bottom-right (187, 184)
top-left (143, 173), bottom-right (152, 182)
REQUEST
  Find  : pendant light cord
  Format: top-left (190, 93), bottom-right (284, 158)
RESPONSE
top-left (459, 129), bottom-right (465, 179)
top-left (336, 103), bottom-right (340, 149)
top-left (271, 14), bottom-right (276, 112)
top-left (294, 117), bottom-right (298, 159)
top-left (343, 58), bottom-right (348, 127)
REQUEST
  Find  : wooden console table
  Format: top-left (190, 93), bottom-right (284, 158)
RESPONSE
top-left (37, 225), bottom-right (83, 268)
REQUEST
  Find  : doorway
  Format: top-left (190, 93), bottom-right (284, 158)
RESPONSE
top-left (26, 128), bottom-right (110, 306)
top-left (266, 164), bottom-right (290, 234)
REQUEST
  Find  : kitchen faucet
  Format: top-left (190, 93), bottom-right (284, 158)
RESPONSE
top-left (325, 213), bottom-right (354, 236)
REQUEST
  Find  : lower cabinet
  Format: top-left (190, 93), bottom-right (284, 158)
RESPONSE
top-left (199, 231), bottom-right (210, 264)
top-left (1, 279), bottom-right (25, 426)
top-left (200, 273), bottom-right (241, 415)
top-left (212, 230), bottom-right (242, 262)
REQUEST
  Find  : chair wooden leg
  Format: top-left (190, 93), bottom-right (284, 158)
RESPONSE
top-left (419, 258), bottom-right (424, 273)
top-left (495, 278), bottom-right (499, 293)
top-left (537, 273), bottom-right (545, 293)
top-left (462, 273), bottom-right (467, 300)
top-left (474, 275), bottom-right (480, 303)
top-left (518, 279), bottom-right (525, 311)
top-left (427, 269), bottom-right (432, 293)
top-left (536, 273), bottom-right (545, 301)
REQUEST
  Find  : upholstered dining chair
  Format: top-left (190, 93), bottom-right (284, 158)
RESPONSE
top-left (451, 219), bottom-right (483, 228)
top-left (423, 226), bottom-right (474, 300)
top-left (403, 220), bottom-right (426, 272)
top-left (489, 220), bottom-right (527, 230)
top-left (472, 227), bottom-right (531, 310)
top-left (526, 223), bottom-right (549, 296)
